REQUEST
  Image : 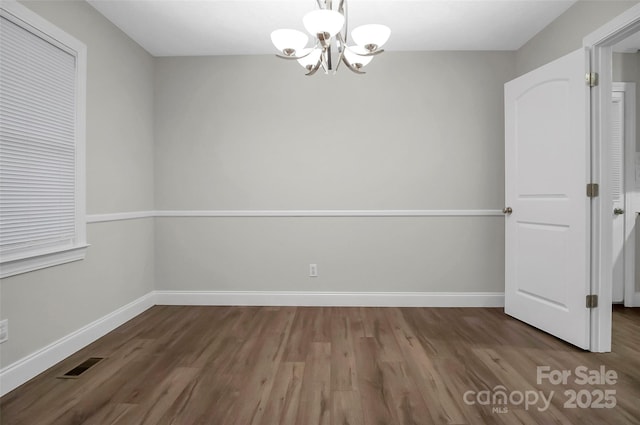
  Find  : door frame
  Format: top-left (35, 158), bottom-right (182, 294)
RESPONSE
top-left (611, 82), bottom-right (637, 308)
top-left (584, 3), bottom-right (640, 352)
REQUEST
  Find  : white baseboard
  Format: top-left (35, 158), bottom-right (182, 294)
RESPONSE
top-left (0, 292), bottom-right (155, 398)
top-left (623, 291), bottom-right (640, 307)
top-left (154, 290), bottom-right (505, 308)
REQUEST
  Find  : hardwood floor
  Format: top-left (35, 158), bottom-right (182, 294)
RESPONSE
top-left (1, 305), bottom-right (639, 424)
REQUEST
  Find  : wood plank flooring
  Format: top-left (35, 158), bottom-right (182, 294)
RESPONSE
top-left (1, 305), bottom-right (639, 424)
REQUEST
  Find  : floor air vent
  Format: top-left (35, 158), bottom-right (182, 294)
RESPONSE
top-left (58, 357), bottom-right (104, 379)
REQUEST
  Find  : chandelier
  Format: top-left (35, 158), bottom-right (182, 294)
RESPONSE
top-left (270, 0), bottom-right (390, 75)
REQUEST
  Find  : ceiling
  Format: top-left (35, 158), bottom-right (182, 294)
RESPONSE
top-left (87, 0), bottom-right (578, 57)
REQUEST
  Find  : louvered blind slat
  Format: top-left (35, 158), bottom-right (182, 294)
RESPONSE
top-left (0, 15), bottom-right (78, 257)
top-left (610, 97), bottom-right (624, 202)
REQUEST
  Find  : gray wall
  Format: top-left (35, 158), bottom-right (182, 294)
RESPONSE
top-left (516, 0), bottom-right (639, 76)
top-left (0, 1), bottom-right (155, 368)
top-left (5, 0), bottom-right (635, 373)
top-left (155, 216), bottom-right (504, 293)
top-left (154, 52), bottom-right (512, 293)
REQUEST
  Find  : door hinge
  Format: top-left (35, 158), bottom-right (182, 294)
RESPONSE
top-left (586, 294), bottom-right (598, 308)
top-left (586, 72), bottom-right (599, 87)
top-left (586, 183), bottom-right (599, 198)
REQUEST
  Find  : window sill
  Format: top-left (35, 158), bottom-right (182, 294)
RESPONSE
top-left (0, 245), bottom-right (89, 279)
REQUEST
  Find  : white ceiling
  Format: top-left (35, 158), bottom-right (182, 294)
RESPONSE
top-left (87, 0), bottom-right (578, 57)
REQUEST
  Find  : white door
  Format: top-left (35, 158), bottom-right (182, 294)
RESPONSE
top-left (504, 48), bottom-right (591, 349)
top-left (611, 91), bottom-right (625, 303)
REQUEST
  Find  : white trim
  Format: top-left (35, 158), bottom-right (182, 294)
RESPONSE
top-left (0, 244), bottom-right (88, 279)
top-left (585, 3), bottom-right (640, 352)
top-left (612, 83), bottom-right (637, 308)
top-left (154, 290), bottom-right (505, 308)
top-left (584, 4), bottom-right (640, 48)
top-left (87, 211), bottom-right (155, 223)
top-left (85, 209), bottom-right (505, 223)
top-left (0, 292), bottom-right (155, 398)
top-left (155, 209), bottom-right (504, 218)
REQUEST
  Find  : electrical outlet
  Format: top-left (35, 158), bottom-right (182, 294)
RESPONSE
top-left (309, 264), bottom-right (318, 277)
top-left (0, 319), bottom-right (8, 344)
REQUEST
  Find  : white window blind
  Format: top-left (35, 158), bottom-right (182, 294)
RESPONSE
top-left (610, 94), bottom-right (624, 203)
top-left (0, 3), bottom-right (86, 278)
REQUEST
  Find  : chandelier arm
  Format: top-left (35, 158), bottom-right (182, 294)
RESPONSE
top-left (276, 54), bottom-right (301, 60)
top-left (343, 44), bottom-right (385, 57)
top-left (320, 50), bottom-right (329, 74)
top-left (334, 33), bottom-right (346, 73)
top-left (336, 32), bottom-right (347, 62)
top-left (306, 59), bottom-right (323, 76)
top-left (334, 49), bottom-right (344, 73)
top-left (275, 43), bottom-right (320, 60)
top-left (341, 55), bottom-right (365, 75)
top-left (340, 0), bottom-right (347, 44)
top-left (276, 53), bottom-right (311, 61)
top-left (363, 49), bottom-right (384, 56)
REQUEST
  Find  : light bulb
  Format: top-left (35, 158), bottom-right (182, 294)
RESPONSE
top-left (296, 48), bottom-right (322, 70)
top-left (271, 29), bottom-right (308, 56)
top-left (303, 10), bottom-right (345, 38)
top-left (343, 46), bottom-right (373, 68)
top-left (351, 24), bottom-right (390, 52)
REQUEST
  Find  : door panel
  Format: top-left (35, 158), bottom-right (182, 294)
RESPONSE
top-left (516, 222), bottom-right (570, 306)
top-left (505, 48), bottom-right (591, 349)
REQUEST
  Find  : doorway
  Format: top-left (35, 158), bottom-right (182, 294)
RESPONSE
top-left (585, 3), bottom-right (640, 351)
top-left (502, 4), bottom-right (640, 354)
top-left (610, 81), bottom-right (636, 307)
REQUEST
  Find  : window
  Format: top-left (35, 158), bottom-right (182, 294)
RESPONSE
top-left (0, 1), bottom-right (87, 278)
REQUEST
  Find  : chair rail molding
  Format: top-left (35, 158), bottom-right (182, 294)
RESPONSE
top-left (88, 209), bottom-right (504, 223)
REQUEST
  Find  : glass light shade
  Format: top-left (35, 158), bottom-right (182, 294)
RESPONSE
top-left (351, 24), bottom-right (391, 50)
top-left (303, 10), bottom-right (345, 37)
top-left (343, 46), bottom-right (373, 67)
top-left (296, 48), bottom-right (322, 69)
top-left (270, 29), bottom-right (308, 55)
